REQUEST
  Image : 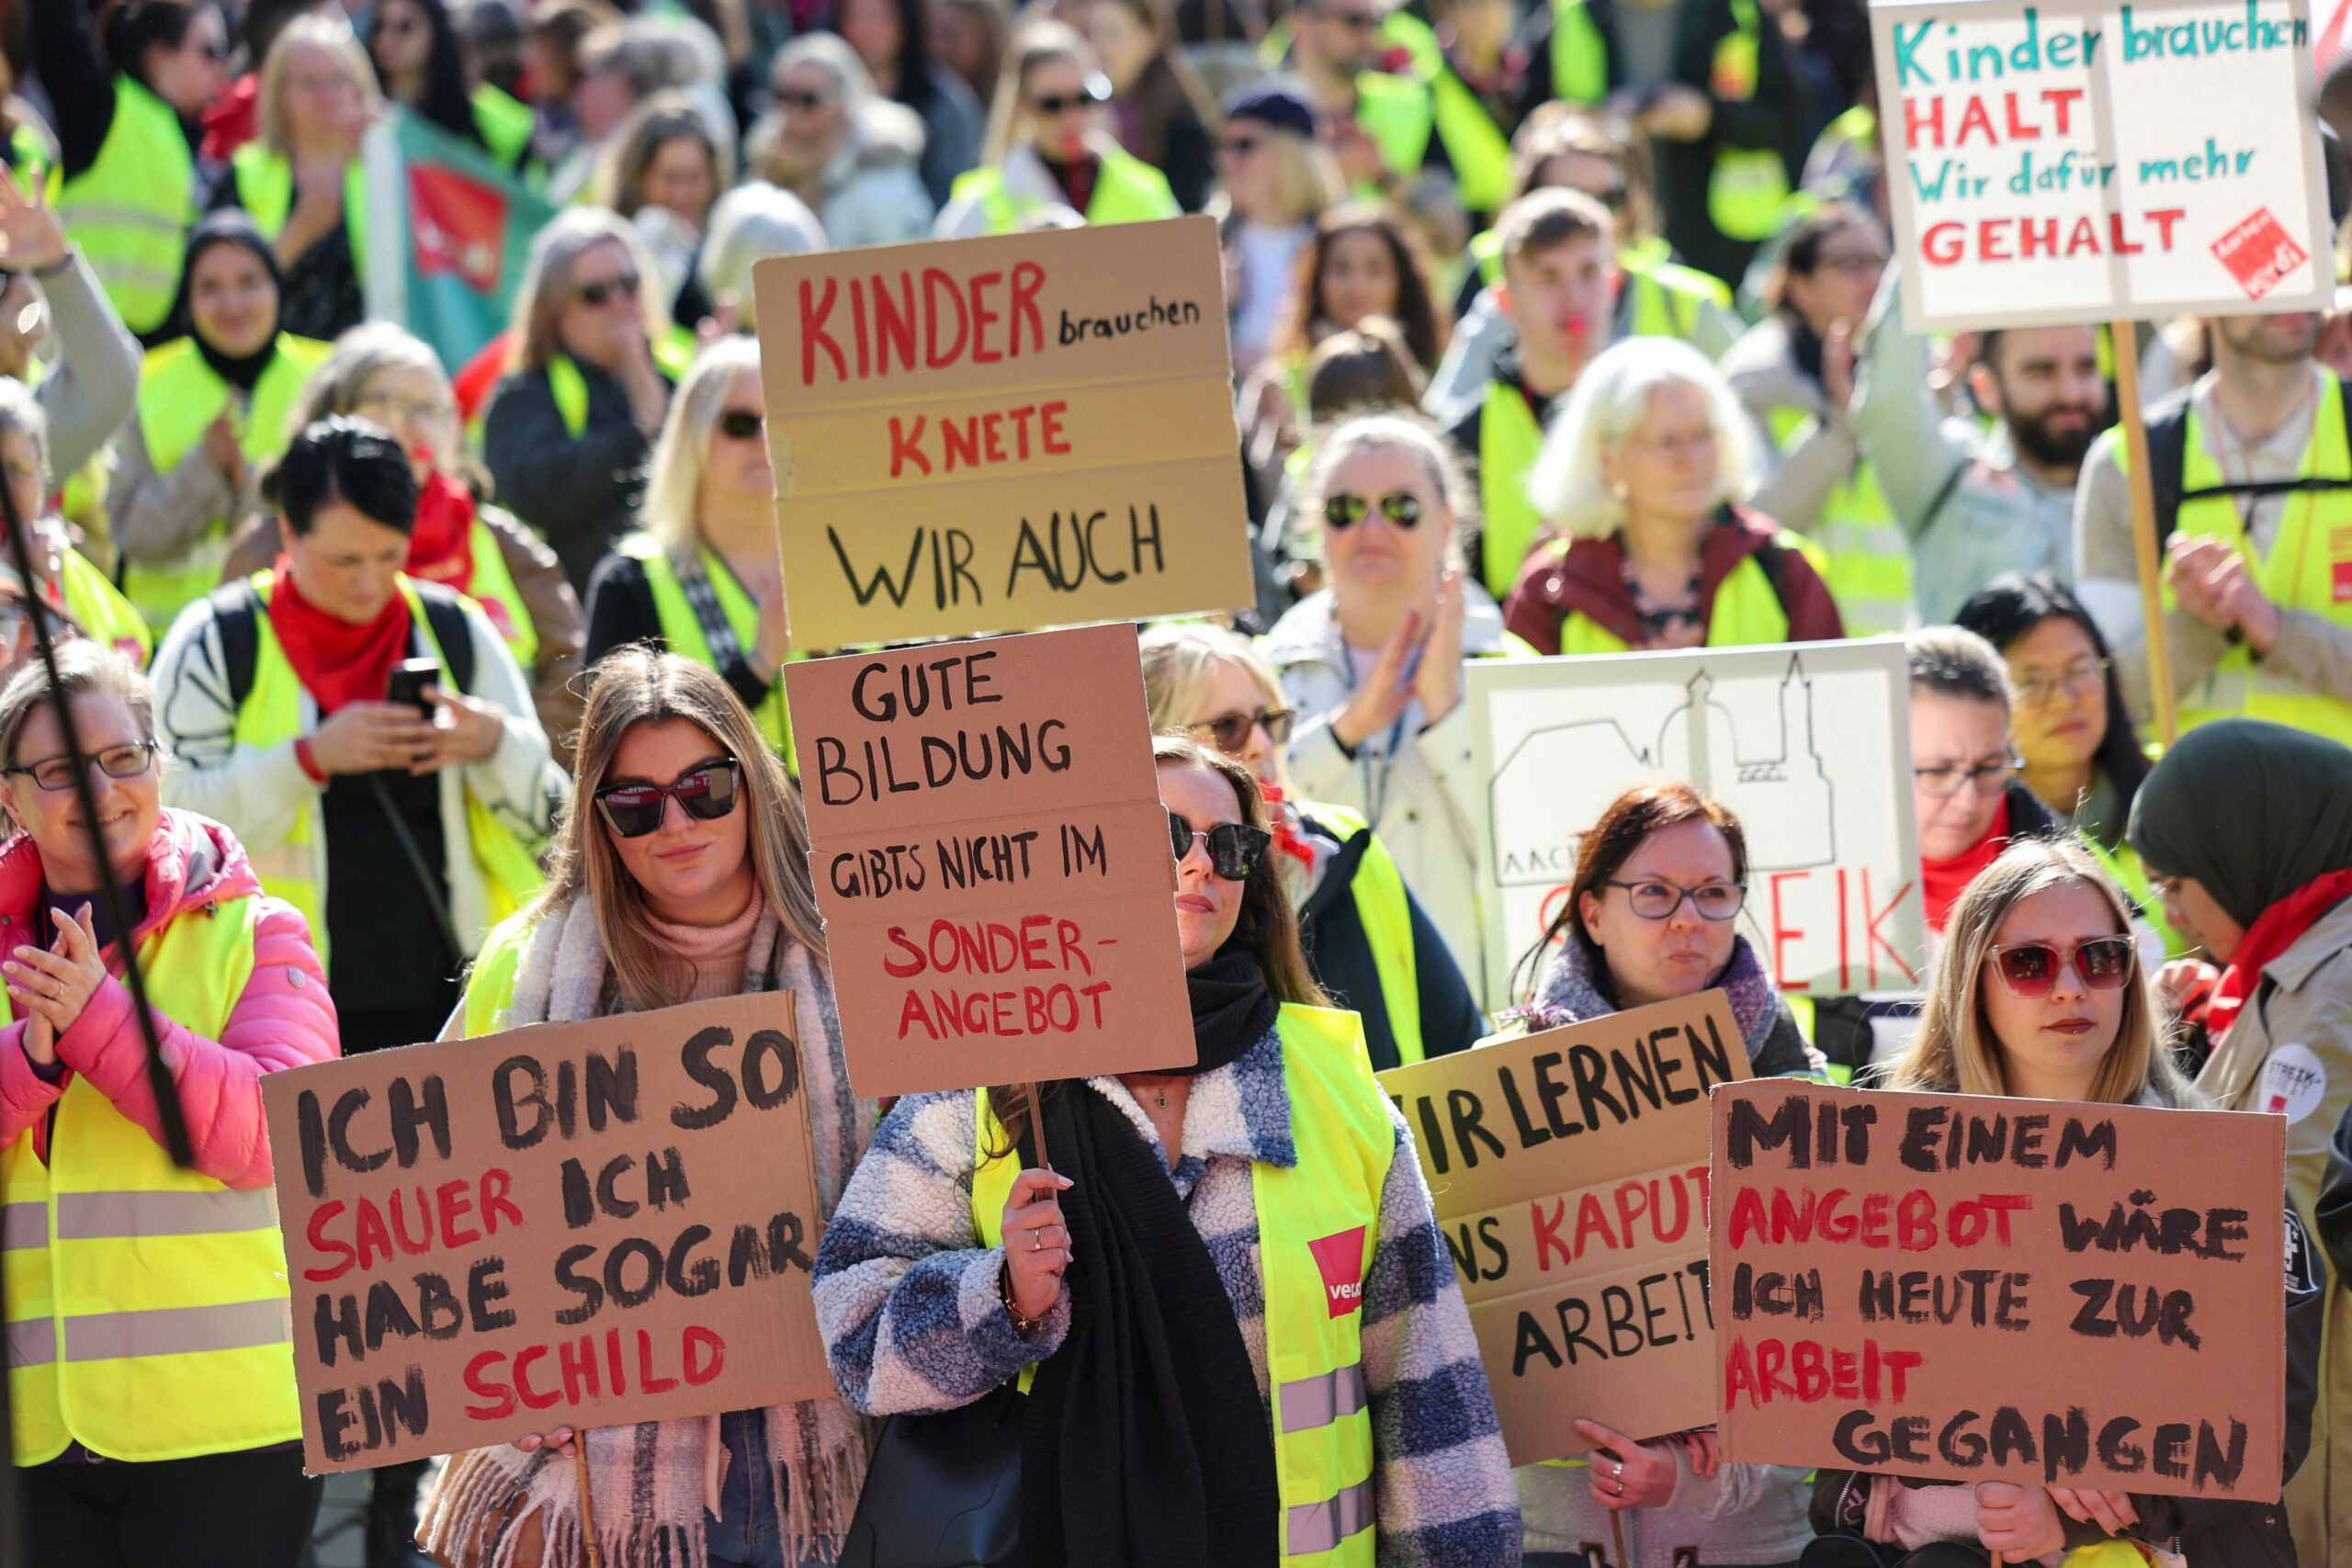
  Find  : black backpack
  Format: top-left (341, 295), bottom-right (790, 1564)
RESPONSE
top-left (2143, 374), bottom-right (2352, 548)
top-left (206, 575), bottom-right (477, 707)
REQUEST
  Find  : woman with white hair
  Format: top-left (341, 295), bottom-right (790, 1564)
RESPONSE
top-left (695, 182), bottom-right (827, 333)
top-left (584, 338), bottom-right (795, 767)
top-left (1261, 412), bottom-right (1532, 1002)
top-left (214, 15), bottom-right (383, 341)
top-left (481, 208), bottom-right (691, 592)
top-left (1502, 336), bottom-right (1845, 657)
top-left (747, 33), bottom-right (934, 249)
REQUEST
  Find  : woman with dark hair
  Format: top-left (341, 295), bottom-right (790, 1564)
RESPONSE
top-left (1720, 200), bottom-right (1907, 636)
top-left (815, 734), bottom-right (1521, 1566)
top-left (831, 0), bottom-right (985, 206)
top-left (368, 0), bottom-right (536, 167)
top-left (1083, 0), bottom-right (1216, 211)
top-left (1505, 779), bottom-right (1818, 1567)
top-left (1955, 572), bottom-right (2156, 891)
top-left (1271, 204), bottom-right (1449, 377)
top-left (30, 0), bottom-right (230, 339)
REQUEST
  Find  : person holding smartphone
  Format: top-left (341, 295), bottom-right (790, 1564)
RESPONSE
top-left (420, 649), bottom-right (873, 1568)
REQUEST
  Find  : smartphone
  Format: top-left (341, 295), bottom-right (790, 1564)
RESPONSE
top-left (385, 658), bottom-right (441, 717)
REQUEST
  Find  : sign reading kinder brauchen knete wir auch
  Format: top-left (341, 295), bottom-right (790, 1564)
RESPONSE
top-left (1871, 0), bottom-right (2333, 331)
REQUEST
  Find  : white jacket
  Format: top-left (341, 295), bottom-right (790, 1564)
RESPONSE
top-left (150, 583), bottom-right (567, 961)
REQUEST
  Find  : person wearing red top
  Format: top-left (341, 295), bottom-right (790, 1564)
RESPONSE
top-left (1906, 626), bottom-right (2059, 934)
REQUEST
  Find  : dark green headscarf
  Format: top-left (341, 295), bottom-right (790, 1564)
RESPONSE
top-left (2125, 718), bottom-right (2352, 930)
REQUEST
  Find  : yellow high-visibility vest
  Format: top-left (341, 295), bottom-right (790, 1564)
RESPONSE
top-left (1765, 404), bottom-right (1915, 636)
top-left (1304, 804), bottom-right (1425, 1067)
top-left (1705, 0), bottom-right (1791, 243)
top-left (51, 77), bottom-right (194, 337)
top-left (949, 150), bottom-right (1179, 234)
top-left (4, 893), bottom-right (300, 1463)
top-left (229, 142), bottom-right (369, 286)
top-left (1548, 529), bottom-right (1827, 655)
top-left (1477, 381), bottom-right (1546, 603)
top-left (615, 533), bottom-right (795, 766)
top-left (971, 1003), bottom-right (1393, 1564)
top-left (1549, 0), bottom-right (1610, 104)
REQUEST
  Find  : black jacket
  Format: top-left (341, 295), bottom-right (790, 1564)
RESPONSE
top-left (582, 547), bottom-right (780, 720)
top-left (481, 360), bottom-right (656, 594)
top-left (1657, 0), bottom-right (1812, 288)
top-left (1294, 813), bottom-right (1486, 1072)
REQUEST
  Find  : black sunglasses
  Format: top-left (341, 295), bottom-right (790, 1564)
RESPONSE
top-left (717, 409), bottom-right (765, 440)
top-left (1324, 491), bottom-right (1425, 530)
top-left (778, 88), bottom-right (832, 112)
top-left (1030, 76), bottom-right (1111, 116)
top-left (576, 272), bottom-right (641, 308)
top-left (1317, 6), bottom-right (1382, 28)
top-left (595, 760), bottom-right (742, 838)
top-left (1187, 706), bottom-right (1295, 753)
top-left (1168, 810), bottom-right (1272, 882)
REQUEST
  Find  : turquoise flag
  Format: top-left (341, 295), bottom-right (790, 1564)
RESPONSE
top-left (378, 111), bottom-right (554, 372)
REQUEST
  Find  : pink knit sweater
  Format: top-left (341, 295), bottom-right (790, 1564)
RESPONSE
top-left (650, 890), bottom-right (763, 1003)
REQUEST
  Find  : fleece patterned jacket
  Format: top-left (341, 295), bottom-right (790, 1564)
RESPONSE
top-left (812, 1021), bottom-right (1524, 1567)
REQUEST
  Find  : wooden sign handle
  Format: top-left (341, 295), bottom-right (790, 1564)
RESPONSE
top-left (1028, 1081), bottom-right (1050, 1169)
top-left (1609, 1511), bottom-right (1629, 1567)
top-left (2109, 321), bottom-right (2181, 746)
top-left (574, 1436), bottom-right (603, 1568)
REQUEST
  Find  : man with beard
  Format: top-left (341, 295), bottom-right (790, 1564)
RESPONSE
top-left (2075, 309), bottom-right (2352, 742)
top-left (1849, 270), bottom-right (2109, 624)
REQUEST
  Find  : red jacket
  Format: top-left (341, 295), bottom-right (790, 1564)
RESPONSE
top-left (1501, 505), bottom-right (1846, 656)
top-left (0, 810), bottom-right (337, 1188)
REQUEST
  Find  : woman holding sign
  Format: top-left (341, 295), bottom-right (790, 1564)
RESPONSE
top-left (0, 643), bottom-right (336, 1565)
top-left (1501, 778), bottom-right (1820, 1568)
top-left (813, 734), bottom-right (1522, 1566)
top-left (1855, 836), bottom-right (2315, 1567)
top-left (418, 649), bottom-right (873, 1568)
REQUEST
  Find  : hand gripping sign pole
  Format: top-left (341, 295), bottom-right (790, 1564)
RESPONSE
top-left (2110, 324), bottom-right (2182, 746)
top-left (0, 452), bottom-right (192, 1568)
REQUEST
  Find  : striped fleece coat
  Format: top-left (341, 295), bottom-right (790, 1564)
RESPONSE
top-left (811, 1021), bottom-right (1523, 1567)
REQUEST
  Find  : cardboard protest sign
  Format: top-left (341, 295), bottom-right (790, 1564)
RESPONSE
top-left (1873, 0), bottom-right (2332, 331)
top-left (751, 217), bottom-right (1251, 648)
top-left (1710, 1078), bottom-right (2287, 1498)
top-left (1376, 993), bottom-right (1750, 1464)
top-left (1469, 640), bottom-right (1924, 1008)
top-left (261, 996), bottom-right (834, 1473)
top-left (786, 622), bottom-right (1193, 1097)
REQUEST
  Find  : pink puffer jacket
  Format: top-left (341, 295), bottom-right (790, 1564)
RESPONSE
top-left (0, 809), bottom-right (337, 1189)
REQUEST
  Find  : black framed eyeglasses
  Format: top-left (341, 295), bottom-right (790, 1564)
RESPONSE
top-left (1912, 756), bottom-right (2021, 798)
top-left (778, 88), bottom-right (833, 112)
top-left (3, 739), bottom-right (160, 793)
top-left (1600, 878), bottom-right (1746, 921)
top-left (1323, 491), bottom-right (1425, 530)
top-left (1186, 707), bottom-right (1295, 753)
top-left (1168, 811), bottom-right (1271, 881)
top-left (594, 759), bottom-right (743, 838)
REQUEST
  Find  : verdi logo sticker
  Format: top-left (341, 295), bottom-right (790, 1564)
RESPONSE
top-left (1308, 1226), bottom-right (1368, 1319)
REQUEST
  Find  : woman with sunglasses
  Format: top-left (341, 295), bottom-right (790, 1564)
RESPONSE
top-left (368, 0), bottom-right (537, 172)
top-left (0, 643), bottom-right (336, 1566)
top-left (933, 18), bottom-right (1180, 237)
top-left (2124, 718), bottom-right (2352, 1566)
top-left (1214, 81), bottom-right (1341, 376)
top-left (1502, 779), bottom-right (1819, 1568)
top-left (483, 209), bottom-right (690, 593)
top-left (420, 649), bottom-right (872, 1568)
top-left (815, 733), bottom-right (1520, 1566)
top-left (1843, 836), bottom-right (2314, 1568)
top-left (586, 338), bottom-right (794, 766)
top-left (1264, 413), bottom-right (1530, 1005)
top-left (745, 34), bottom-right (936, 250)
top-left (1503, 335), bottom-right (1843, 659)
top-left (1140, 622), bottom-right (1484, 1071)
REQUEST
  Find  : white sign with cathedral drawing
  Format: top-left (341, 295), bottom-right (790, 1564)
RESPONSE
top-left (1467, 639), bottom-right (1927, 1006)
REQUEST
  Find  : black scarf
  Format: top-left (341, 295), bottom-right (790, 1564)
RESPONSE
top-left (1013, 942), bottom-right (1283, 1568)
top-left (169, 213), bottom-right (285, 391)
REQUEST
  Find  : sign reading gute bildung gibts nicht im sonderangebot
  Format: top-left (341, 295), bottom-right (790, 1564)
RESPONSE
top-left (1872, 0), bottom-right (2333, 331)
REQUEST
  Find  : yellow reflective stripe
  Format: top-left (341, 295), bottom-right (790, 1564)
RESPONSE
top-left (1, 1202), bottom-right (40, 1249)
top-left (49, 202), bottom-right (183, 230)
top-left (1278, 1361), bottom-right (1368, 1434)
top-left (1286, 1477), bottom-right (1375, 1555)
top-left (7, 1316), bottom-right (56, 1366)
top-left (61, 1299), bottom-right (289, 1361)
top-left (52, 1188), bottom-right (276, 1240)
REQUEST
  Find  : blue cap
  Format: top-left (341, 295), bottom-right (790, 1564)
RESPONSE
top-left (1221, 78), bottom-right (1316, 140)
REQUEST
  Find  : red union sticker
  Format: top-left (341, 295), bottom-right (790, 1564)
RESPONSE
top-left (2212, 209), bottom-right (2311, 301)
top-left (1306, 1226), bottom-right (1367, 1318)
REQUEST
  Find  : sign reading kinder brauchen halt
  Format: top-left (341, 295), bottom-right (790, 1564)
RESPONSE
top-left (1470, 640), bottom-right (1924, 1009)
top-left (260, 996), bottom-right (836, 1474)
top-left (786, 622), bottom-right (1194, 1098)
top-left (1710, 1078), bottom-right (2287, 1498)
top-left (1376, 993), bottom-right (1750, 1463)
top-left (751, 217), bottom-right (1252, 649)
top-left (1873, 0), bottom-right (2333, 331)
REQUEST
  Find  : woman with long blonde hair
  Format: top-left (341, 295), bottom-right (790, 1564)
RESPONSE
top-left (419, 649), bottom-right (870, 1568)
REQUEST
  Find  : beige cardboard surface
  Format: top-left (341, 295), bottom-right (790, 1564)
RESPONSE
top-left (786, 623), bottom-right (1193, 1097)
top-left (751, 218), bottom-right (1251, 647)
top-left (1709, 1078), bottom-right (2286, 1498)
top-left (261, 996), bottom-right (835, 1473)
top-left (1377, 992), bottom-right (1748, 1463)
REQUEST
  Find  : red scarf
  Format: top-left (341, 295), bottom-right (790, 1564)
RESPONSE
top-left (1256, 782), bottom-right (1317, 868)
top-left (1920, 795), bottom-right (2011, 932)
top-left (407, 472), bottom-right (478, 590)
top-left (269, 566), bottom-right (413, 715)
top-left (2208, 867), bottom-right (2352, 1044)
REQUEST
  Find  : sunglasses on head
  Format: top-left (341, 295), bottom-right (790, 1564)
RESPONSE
top-left (1187, 706), bottom-right (1295, 753)
top-left (595, 759), bottom-right (742, 839)
top-left (576, 272), bottom-right (641, 308)
top-left (1989, 937), bottom-right (2134, 997)
top-left (1324, 491), bottom-right (1424, 530)
top-left (717, 409), bottom-right (765, 440)
top-left (1168, 810), bottom-right (1271, 882)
